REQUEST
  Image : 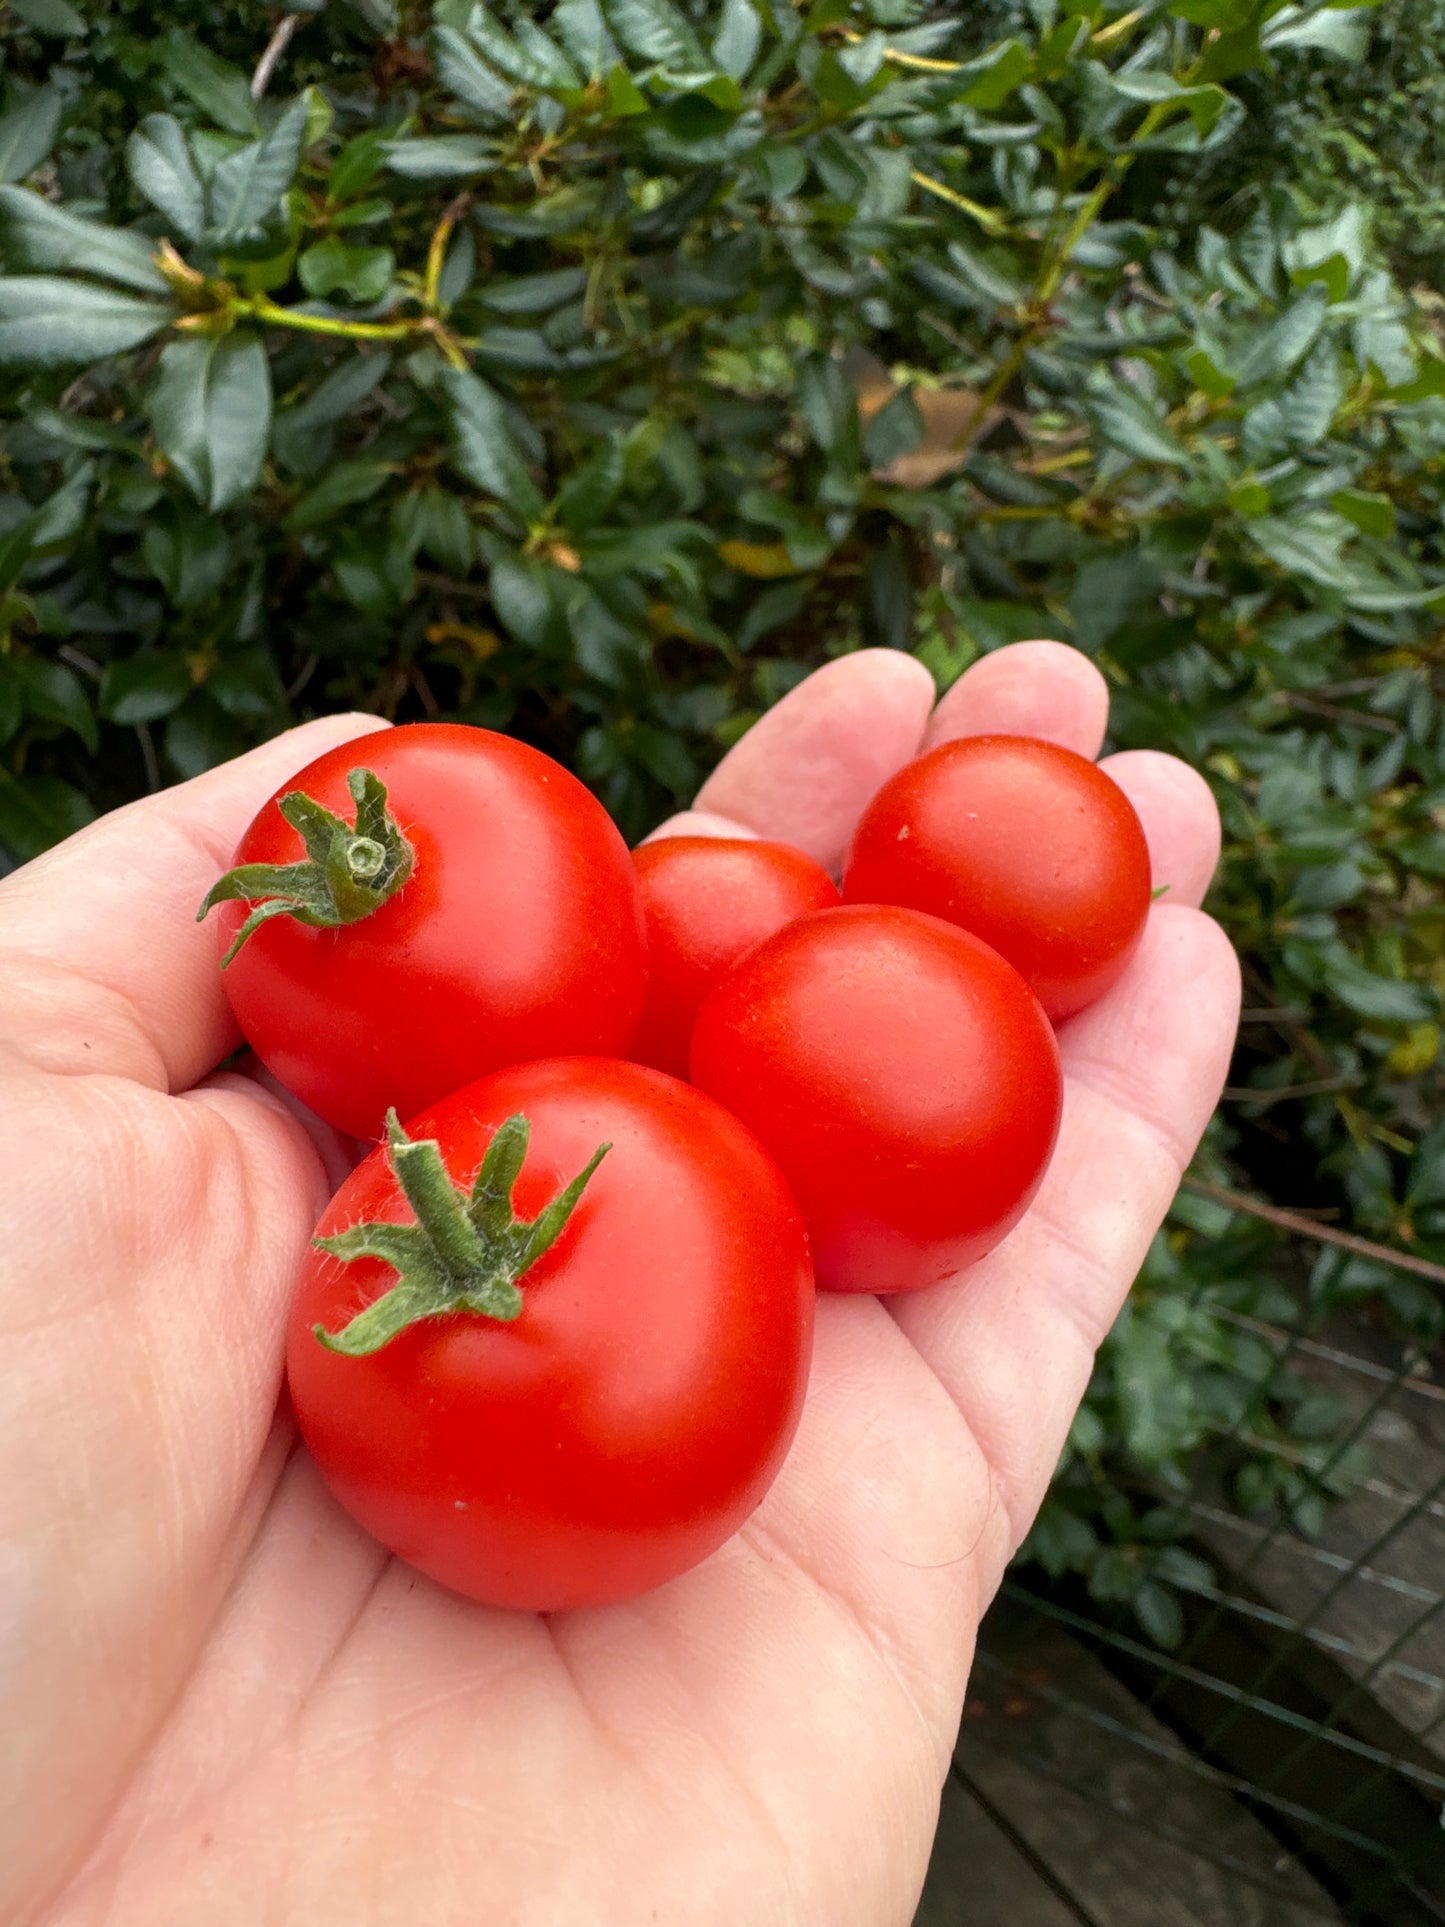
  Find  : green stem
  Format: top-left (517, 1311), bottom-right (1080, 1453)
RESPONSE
top-left (197, 766), bottom-right (415, 966)
top-left (313, 1111), bottom-right (611, 1356)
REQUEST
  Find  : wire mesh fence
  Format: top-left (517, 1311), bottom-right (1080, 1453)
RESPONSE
top-left (937, 1194), bottom-right (1445, 1925)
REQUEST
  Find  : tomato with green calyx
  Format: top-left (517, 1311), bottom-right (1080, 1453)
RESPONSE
top-left (199, 724), bottom-right (647, 1139)
top-left (690, 904), bottom-right (1062, 1295)
top-left (631, 835), bottom-right (840, 1079)
top-left (842, 734), bottom-right (1151, 1023)
top-left (286, 1057), bottom-right (814, 1612)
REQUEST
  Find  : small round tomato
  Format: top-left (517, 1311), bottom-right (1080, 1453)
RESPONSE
top-left (690, 904), bottom-right (1061, 1295)
top-left (631, 835), bottom-right (841, 1078)
top-left (842, 734), bottom-right (1151, 1022)
top-left (200, 724), bottom-right (647, 1138)
top-left (287, 1057), bottom-right (814, 1612)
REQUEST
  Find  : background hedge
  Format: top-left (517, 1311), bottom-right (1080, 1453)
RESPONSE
top-left (2, 0), bottom-right (1442, 1642)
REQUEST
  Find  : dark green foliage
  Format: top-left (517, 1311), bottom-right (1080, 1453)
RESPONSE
top-left (2, 0), bottom-right (1442, 1642)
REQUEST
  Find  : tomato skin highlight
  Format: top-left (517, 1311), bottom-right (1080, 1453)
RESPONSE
top-left (214, 724), bottom-right (648, 1139)
top-left (842, 734), bottom-right (1152, 1022)
top-left (631, 836), bottom-right (841, 1078)
top-left (287, 1057), bottom-right (814, 1612)
top-left (690, 905), bottom-right (1062, 1296)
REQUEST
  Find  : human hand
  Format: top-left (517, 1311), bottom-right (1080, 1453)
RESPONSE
top-left (2, 642), bottom-right (1238, 1926)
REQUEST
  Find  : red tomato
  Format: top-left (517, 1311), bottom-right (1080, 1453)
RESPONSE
top-left (201, 724), bottom-right (647, 1138)
top-left (842, 734), bottom-right (1151, 1022)
top-left (631, 835), bottom-right (840, 1078)
top-left (287, 1057), bottom-right (814, 1612)
top-left (690, 905), bottom-right (1062, 1295)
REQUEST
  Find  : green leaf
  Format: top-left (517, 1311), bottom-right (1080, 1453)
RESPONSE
top-left (1278, 342), bottom-right (1344, 446)
top-left (383, 136), bottom-right (495, 179)
top-left (462, 9), bottom-right (579, 89)
top-left (1291, 252), bottom-right (1350, 304)
top-left (1263, 4), bottom-right (1372, 57)
top-left (489, 554), bottom-right (552, 645)
top-left (298, 238), bottom-right (395, 303)
top-left (606, 0), bottom-right (711, 71)
top-left (0, 516), bottom-right (37, 597)
top-left (0, 187), bottom-right (168, 295)
top-left (328, 130), bottom-right (389, 203)
top-left (1087, 389), bottom-right (1190, 467)
top-left (149, 333), bottom-right (272, 513)
top-left (143, 513), bottom-right (233, 608)
top-left (285, 458), bottom-right (393, 532)
top-left (958, 39), bottom-right (1032, 110)
top-left (1107, 69), bottom-right (1229, 139)
top-left (1184, 346), bottom-right (1234, 398)
top-left (431, 26), bottom-right (516, 119)
top-left (393, 487), bottom-right (474, 573)
top-left (605, 64), bottom-right (650, 114)
top-left (1247, 511), bottom-right (1353, 589)
top-left (440, 367), bottom-right (545, 520)
top-left (863, 387), bottom-right (924, 469)
top-left (157, 29), bottom-right (258, 137)
top-left (798, 355), bottom-right (857, 457)
top-left (713, 0), bottom-right (762, 78)
top-left (1325, 952), bottom-right (1437, 1025)
top-left (1069, 550), bottom-right (1163, 654)
top-left (100, 653), bottom-right (193, 726)
top-left (1232, 285), bottom-right (1330, 385)
top-left (0, 84), bottom-right (62, 184)
top-left (480, 266), bottom-right (589, 314)
top-left (207, 97), bottom-right (309, 245)
top-left (1133, 1580), bottom-right (1186, 1650)
top-left (294, 357), bottom-right (392, 431)
top-left (0, 278), bottom-right (175, 368)
top-left (552, 439), bottom-right (626, 534)
top-left (554, 0), bottom-right (623, 76)
top-left (17, 658), bottom-right (97, 751)
top-left (1228, 478), bottom-right (1272, 516)
top-left (0, 771), bottom-right (94, 864)
top-left (127, 115), bottom-right (206, 243)
top-left (8, 0), bottom-right (86, 36)
top-left (1331, 487), bottom-right (1396, 538)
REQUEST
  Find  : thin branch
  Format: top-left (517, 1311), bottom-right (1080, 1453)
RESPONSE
top-left (1181, 1177), bottom-right (1445, 1287)
top-left (1222, 1075), bottom-right (1367, 1106)
top-left (1276, 691), bottom-right (1401, 735)
top-left (252, 14), bottom-right (301, 102)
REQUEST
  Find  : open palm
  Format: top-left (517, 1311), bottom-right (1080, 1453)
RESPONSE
top-left (3, 642), bottom-right (1238, 1927)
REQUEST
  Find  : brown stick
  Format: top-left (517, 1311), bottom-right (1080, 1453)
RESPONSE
top-left (252, 14), bottom-right (301, 101)
top-left (1180, 1177), bottom-right (1445, 1287)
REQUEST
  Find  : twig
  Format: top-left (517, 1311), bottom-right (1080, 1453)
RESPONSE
top-left (252, 14), bottom-right (301, 102)
top-left (1181, 1177), bottom-right (1445, 1287)
top-left (1222, 1075), bottom-right (1367, 1106)
top-left (1276, 691), bottom-right (1400, 735)
top-left (909, 171), bottom-right (1010, 235)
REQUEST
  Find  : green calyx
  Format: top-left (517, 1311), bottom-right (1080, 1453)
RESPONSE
top-left (197, 767), bottom-right (414, 966)
top-left (312, 1110), bottom-right (610, 1357)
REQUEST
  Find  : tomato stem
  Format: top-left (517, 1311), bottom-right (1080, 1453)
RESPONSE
top-left (197, 768), bottom-right (415, 966)
top-left (312, 1110), bottom-right (610, 1356)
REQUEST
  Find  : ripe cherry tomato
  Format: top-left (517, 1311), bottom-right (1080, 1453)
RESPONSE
top-left (842, 734), bottom-right (1151, 1023)
top-left (287, 1057), bottom-right (814, 1612)
top-left (200, 724), bottom-right (647, 1139)
top-left (690, 904), bottom-right (1062, 1295)
top-left (631, 835), bottom-right (840, 1078)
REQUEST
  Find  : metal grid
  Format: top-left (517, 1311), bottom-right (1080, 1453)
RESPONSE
top-left (962, 1202), bottom-right (1445, 1924)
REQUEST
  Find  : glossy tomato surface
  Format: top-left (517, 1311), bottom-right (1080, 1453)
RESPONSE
top-left (215, 724), bottom-right (647, 1138)
top-left (631, 835), bottom-right (840, 1078)
top-left (842, 734), bottom-right (1150, 1022)
top-left (690, 905), bottom-right (1062, 1295)
top-left (287, 1058), bottom-right (814, 1612)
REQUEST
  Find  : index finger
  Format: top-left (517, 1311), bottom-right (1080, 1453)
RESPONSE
top-left (0, 714), bottom-right (389, 1092)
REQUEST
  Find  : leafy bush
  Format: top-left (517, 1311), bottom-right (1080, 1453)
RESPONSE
top-left (2, 0), bottom-right (1441, 1639)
